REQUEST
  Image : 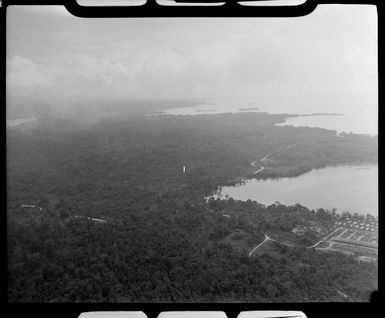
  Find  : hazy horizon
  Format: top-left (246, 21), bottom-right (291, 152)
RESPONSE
top-left (7, 5), bottom-right (377, 122)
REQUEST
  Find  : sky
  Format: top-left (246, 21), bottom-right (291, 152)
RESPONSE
top-left (6, 4), bottom-right (377, 118)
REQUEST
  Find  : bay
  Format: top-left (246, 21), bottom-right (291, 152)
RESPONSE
top-left (162, 94), bottom-right (378, 135)
top-left (214, 164), bottom-right (378, 216)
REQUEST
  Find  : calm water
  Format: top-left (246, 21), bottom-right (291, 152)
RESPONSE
top-left (276, 114), bottom-right (376, 136)
top-left (163, 94), bottom-right (378, 135)
top-left (214, 165), bottom-right (378, 216)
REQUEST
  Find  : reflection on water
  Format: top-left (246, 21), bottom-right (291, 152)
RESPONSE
top-left (214, 164), bottom-right (378, 216)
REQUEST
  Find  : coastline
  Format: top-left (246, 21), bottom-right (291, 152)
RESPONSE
top-left (209, 163), bottom-right (378, 216)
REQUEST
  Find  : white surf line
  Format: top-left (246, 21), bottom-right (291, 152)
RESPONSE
top-left (249, 234), bottom-right (269, 257)
top-left (308, 227), bottom-right (344, 249)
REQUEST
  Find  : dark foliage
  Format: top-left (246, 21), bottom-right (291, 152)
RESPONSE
top-left (7, 112), bottom-right (377, 302)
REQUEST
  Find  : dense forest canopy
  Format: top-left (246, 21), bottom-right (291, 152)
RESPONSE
top-left (7, 112), bottom-right (378, 302)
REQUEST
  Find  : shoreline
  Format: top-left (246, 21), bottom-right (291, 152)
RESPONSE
top-left (207, 162), bottom-right (378, 216)
top-left (276, 114), bottom-right (377, 137)
top-left (216, 161), bottom-right (378, 189)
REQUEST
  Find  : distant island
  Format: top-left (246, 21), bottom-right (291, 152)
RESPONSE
top-left (239, 107), bottom-right (259, 111)
top-left (195, 109), bottom-right (217, 112)
top-left (298, 112), bottom-right (343, 117)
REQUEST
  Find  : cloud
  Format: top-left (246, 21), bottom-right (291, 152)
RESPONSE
top-left (7, 55), bottom-right (135, 104)
top-left (6, 46), bottom-right (228, 108)
top-left (6, 5), bottom-right (378, 118)
top-left (7, 56), bottom-right (55, 89)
